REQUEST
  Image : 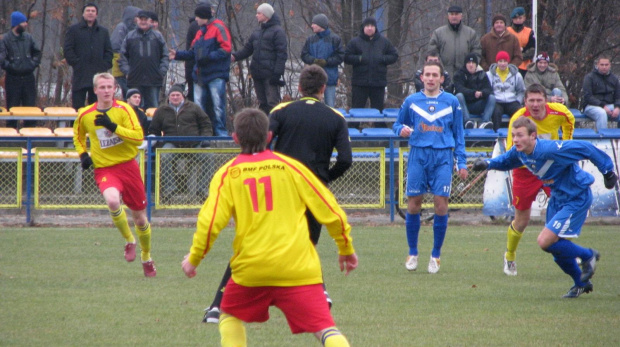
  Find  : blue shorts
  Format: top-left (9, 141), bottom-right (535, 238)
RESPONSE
top-left (545, 188), bottom-right (592, 238)
top-left (406, 147), bottom-right (454, 197)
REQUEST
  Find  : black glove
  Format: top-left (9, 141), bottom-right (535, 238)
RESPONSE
top-left (472, 159), bottom-right (489, 171)
top-left (314, 59), bottom-right (327, 67)
top-left (269, 75), bottom-right (285, 86)
top-left (80, 152), bottom-right (93, 170)
top-left (603, 171), bottom-right (618, 189)
top-left (94, 113), bottom-right (118, 132)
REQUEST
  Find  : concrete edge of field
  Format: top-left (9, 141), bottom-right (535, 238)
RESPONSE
top-left (1, 209), bottom-right (618, 228)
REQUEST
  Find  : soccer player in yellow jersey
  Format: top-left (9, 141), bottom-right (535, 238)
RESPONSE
top-left (182, 108), bottom-right (358, 347)
top-left (73, 72), bottom-right (156, 277)
top-left (502, 83), bottom-right (575, 276)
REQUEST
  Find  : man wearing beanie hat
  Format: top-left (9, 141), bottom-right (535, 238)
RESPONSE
top-left (428, 5), bottom-right (481, 77)
top-left (232, 3), bottom-right (287, 114)
top-left (480, 13), bottom-right (522, 71)
top-left (171, 2), bottom-right (232, 136)
top-left (524, 52), bottom-right (569, 105)
top-left (486, 51), bottom-right (525, 130)
top-left (148, 83), bottom-right (212, 202)
top-left (507, 7), bottom-right (535, 77)
top-left (344, 16), bottom-right (398, 114)
top-left (0, 11), bottom-right (41, 128)
top-left (64, 3), bottom-right (113, 111)
top-left (301, 14), bottom-right (344, 107)
top-left (454, 52), bottom-right (496, 129)
top-left (125, 88), bottom-right (149, 135)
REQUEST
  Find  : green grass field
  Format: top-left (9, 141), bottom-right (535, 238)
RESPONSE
top-left (1, 224), bottom-right (619, 346)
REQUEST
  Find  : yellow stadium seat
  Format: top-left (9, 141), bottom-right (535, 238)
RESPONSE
top-left (44, 106), bottom-right (78, 118)
top-left (53, 127), bottom-right (74, 137)
top-left (146, 108), bottom-right (157, 117)
top-left (19, 127), bottom-right (55, 137)
top-left (9, 106), bottom-right (45, 116)
top-left (0, 107), bottom-right (10, 116)
top-left (0, 127), bottom-right (21, 136)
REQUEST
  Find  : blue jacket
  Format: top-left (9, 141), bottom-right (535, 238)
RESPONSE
top-left (301, 29), bottom-right (344, 86)
top-left (175, 18), bottom-right (232, 85)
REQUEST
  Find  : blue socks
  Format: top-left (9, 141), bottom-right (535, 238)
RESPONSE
top-left (405, 213), bottom-right (420, 256)
top-left (432, 214), bottom-right (448, 258)
top-left (546, 239), bottom-right (593, 287)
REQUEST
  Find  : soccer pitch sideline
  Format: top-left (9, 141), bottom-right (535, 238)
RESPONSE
top-left (1, 225), bottom-right (619, 346)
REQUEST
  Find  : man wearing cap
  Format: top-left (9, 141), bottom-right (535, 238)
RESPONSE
top-left (148, 84), bottom-right (213, 201)
top-left (428, 5), bottom-right (481, 77)
top-left (480, 14), bottom-right (522, 71)
top-left (300, 14), bottom-right (344, 107)
top-left (581, 55), bottom-right (620, 130)
top-left (0, 11), bottom-right (41, 128)
top-left (524, 52), bottom-right (569, 105)
top-left (344, 16), bottom-right (398, 112)
top-left (486, 51), bottom-right (525, 130)
top-left (231, 3), bottom-right (287, 115)
top-left (454, 53), bottom-right (495, 129)
top-left (507, 7), bottom-right (535, 77)
top-left (64, 3), bottom-right (113, 111)
top-left (147, 11), bottom-right (159, 31)
top-left (170, 3), bottom-right (232, 136)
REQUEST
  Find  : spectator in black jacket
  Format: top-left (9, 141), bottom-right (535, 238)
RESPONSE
top-left (0, 11), bottom-right (41, 128)
top-left (454, 53), bottom-right (496, 129)
top-left (344, 17), bottom-right (398, 112)
top-left (414, 51), bottom-right (453, 93)
top-left (64, 3), bottom-right (113, 111)
top-left (125, 88), bottom-right (149, 135)
top-left (581, 55), bottom-right (620, 130)
top-left (232, 3), bottom-right (287, 115)
top-left (185, 18), bottom-right (200, 102)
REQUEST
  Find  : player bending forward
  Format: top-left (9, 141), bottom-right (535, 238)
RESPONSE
top-left (182, 108), bottom-right (358, 346)
top-left (473, 116), bottom-right (618, 298)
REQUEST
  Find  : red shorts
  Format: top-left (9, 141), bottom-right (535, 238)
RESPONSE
top-left (220, 279), bottom-right (334, 334)
top-left (94, 159), bottom-right (146, 211)
top-left (511, 168), bottom-right (551, 211)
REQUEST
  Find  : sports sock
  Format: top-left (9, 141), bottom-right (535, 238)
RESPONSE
top-left (219, 314), bottom-right (246, 347)
top-left (505, 222), bottom-right (523, 262)
top-left (135, 222), bottom-right (152, 262)
top-left (431, 214), bottom-right (448, 258)
top-left (405, 213), bottom-right (420, 256)
top-left (553, 255), bottom-right (585, 287)
top-left (546, 239), bottom-right (593, 260)
top-left (109, 207), bottom-right (135, 243)
top-left (211, 264), bottom-right (231, 308)
top-left (320, 327), bottom-right (350, 347)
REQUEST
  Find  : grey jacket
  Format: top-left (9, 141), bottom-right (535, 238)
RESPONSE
top-left (428, 23), bottom-right (481, 76)
top-left (524, 62), bottom-right (568, 104)
top-left (487, 63), bottom-right (525, 104)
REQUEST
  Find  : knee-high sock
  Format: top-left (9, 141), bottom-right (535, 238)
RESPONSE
top-left (546, 239), bottom-right (593, 286)
top-left (405, 213), bottom-right (420, 256)
top-left (321, 327), bottom-right (350, 347)
top-left (135, 222), bottom-right (152, 262)
top-left (211, 264), bottom-right (231, 308)
top-left (110, 207), bottom-right (135, 243)
top-left (505, 222), bottom-right (523, 262)
top-left (220, 314), bottom-right (246, 347)
top-left (432, 214), bottom-right (448, 258)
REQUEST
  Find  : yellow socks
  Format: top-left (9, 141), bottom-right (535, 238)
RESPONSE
top-left (135, 223), bottom-right (152, 262)
top-left (110, 207), bottom-right (135, 243)
top-left (220, 314), bottom-right (246, 347)
top-left (505, 222), bottom-right (523, 262)
top-left (321, 328), bottom-right (350, 347)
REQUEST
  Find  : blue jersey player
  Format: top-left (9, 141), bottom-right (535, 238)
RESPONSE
top-left (393, 61), bottom-right (468, 274)
top-left (473, 116), bottom-right (618, 298)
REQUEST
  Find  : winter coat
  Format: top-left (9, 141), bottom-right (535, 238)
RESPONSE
top-left (344, 28), bottom-right (398, 87)
top-left (119, 27), bottom-right (169, 87)
top-left (232, 14), bottom-right (288, 80)
top-left (0, 30), bottom-right (41, 76)
top-left (480, 30), bottom-right (522, 71)
top-left (184, 19), bottom-right (200, 82)
top-left (428, 23), bottom-right (481, 77)
top-left (581, 68), bottom-right (620, 109)
top-left (148, 100), bottom-right (212, 147)
top-left (414, 69), bottom-right (453, 93)
top-left (524, 62), bottom-right (569, 103)
top-left (486, 63), bottom-right (525, 104)
top-left (63, 20), bottom-right (113, 90)
top-left (111, 6), bottom-right (141, 77)
top-left (453, 66), bottom-right (493, 103)
top-left (301, 29), bottom-right (344, 86)
top-left (175, 19), bottom-right (232, 85)
top-left (507, 25), bottom-right (535, 71)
